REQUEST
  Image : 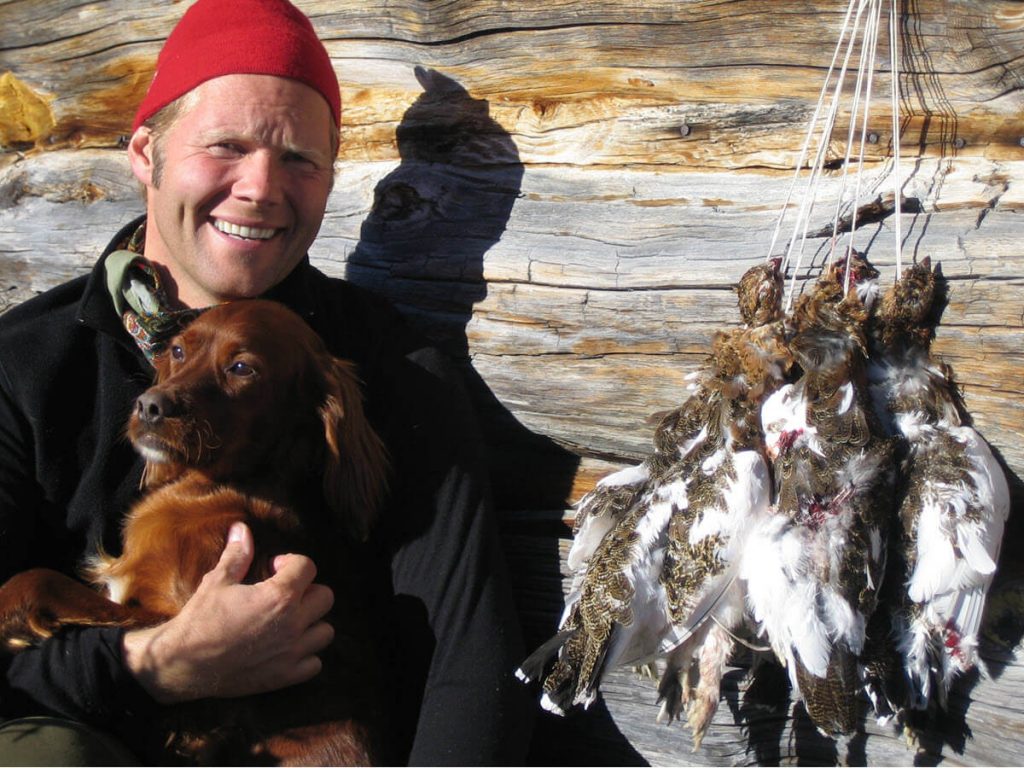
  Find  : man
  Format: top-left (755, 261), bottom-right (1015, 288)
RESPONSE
top-left (0, 0), bottom-right (531, 763)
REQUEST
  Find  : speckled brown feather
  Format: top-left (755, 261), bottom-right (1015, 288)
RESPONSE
top-left (796, 647), bottom-right (863, 736)
top-left (523, 260), bottom-right (790, 724)
top-left (767, 254), bottom-right (895, 736)
top-left (543, 502), bottom-right (649, 708)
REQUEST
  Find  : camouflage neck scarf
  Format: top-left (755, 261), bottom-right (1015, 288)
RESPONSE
top-left (104, 222), bottom-right (205, 364)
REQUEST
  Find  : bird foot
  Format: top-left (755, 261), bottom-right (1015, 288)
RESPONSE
top-left (687, 694), bottom-right (717, 752)
top-left (655, 675), bottom-right (685, 724)
top-left (903, 724), bottom-right (919, 749)
top-left (634, 663), bottom-right (657, 681)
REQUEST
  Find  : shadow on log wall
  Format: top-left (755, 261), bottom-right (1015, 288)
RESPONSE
top-left (345, 67), bottom-right (581, 513)
top-left (340, 68), bottom-right (639, 765)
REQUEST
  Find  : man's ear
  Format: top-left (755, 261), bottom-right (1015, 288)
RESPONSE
top-left (127, 127), bottom-right (156, 188)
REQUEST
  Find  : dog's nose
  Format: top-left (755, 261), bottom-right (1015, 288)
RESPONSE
top-left (135, 391), bottom-right (174, 424)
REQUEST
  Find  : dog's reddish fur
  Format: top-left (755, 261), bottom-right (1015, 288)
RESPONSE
top-left (0, 299), bottom-right (388, 765)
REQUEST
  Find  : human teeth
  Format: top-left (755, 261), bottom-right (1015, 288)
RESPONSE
top-left (214, 220), bottom-right (276, 240)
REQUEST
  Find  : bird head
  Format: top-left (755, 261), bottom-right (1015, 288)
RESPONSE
top-left (736, 257), bottom-right (785, 327)
top-left (786, 255), bottom-right (873, 373)
top-left (872, 257), bottom-right (938, 349)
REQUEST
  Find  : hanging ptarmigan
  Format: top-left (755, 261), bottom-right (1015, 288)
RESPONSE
top-left (748, 253), bottom-right (896, 737)
top-left (867, 258), bottom-right (1009, 713)
top-left (516, 260), bottom-right (793, 747)
top-left (653, 309), bottom-right (792, 749)
top-left (563, 259), bottom-right (788, 582)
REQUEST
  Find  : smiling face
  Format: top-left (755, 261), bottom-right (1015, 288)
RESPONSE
top-left (128, 74), bottom-right (336, 309)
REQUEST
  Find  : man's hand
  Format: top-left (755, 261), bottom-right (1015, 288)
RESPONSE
top-left (122, 521), bottom-right (334, 704)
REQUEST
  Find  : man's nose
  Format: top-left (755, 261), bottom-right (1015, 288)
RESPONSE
top-left (233, 151), bottom-right (283, 205)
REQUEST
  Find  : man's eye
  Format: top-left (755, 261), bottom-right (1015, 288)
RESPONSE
top-left (284, 151), bottom-right (316, 167)
top-left (228, 361), bottom-right (256, 377)
top-left (210, 143), bottom-right (243, 157)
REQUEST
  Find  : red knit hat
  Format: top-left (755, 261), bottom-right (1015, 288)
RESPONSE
top-left (132, 0), bottom-right (341, 132)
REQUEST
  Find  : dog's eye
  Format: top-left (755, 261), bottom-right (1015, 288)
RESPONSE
top-left (171, 345), bottom-right (185, 362)
top-left (228, 361), bottom-right (256, 377)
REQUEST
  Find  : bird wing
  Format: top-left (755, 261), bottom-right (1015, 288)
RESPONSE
top-left (535, 480), bottom-right (677, 713)
top-left (568, 461), bottom-right (650, 572)
top-left (660, 449), bottom-right (772, 652)
top-left (905, 424), bottom-right (1009, 605)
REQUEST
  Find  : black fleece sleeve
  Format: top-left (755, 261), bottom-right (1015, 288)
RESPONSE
top-left (387, 348), bottom-right (534, 766)
top-left (0, 360), bottom-right (154, 734)
top-left (2, 627), bottom-right (156, 733)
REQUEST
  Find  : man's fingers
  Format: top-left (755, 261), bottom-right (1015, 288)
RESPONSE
top-left (285, 653), bottom-right (324, 688)
top-left (260, 557), bottom-right (334, 643)
top-left (298, 618), bottom-right (335, 657)
top-left (284, 620), bottom-right (334, 686)
top-left (271, 552), bottom-right (317, 588)
top-left (295, 653), bottom-right (324, 681)
top-left (214, 522), bottom-right (254, 584)
top-left (300, 582), bottom-right (335, 622)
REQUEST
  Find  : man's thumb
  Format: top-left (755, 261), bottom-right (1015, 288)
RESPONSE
top-left (217, 521), bottom-right (254, 583)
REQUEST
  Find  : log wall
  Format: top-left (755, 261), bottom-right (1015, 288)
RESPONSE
top-left (1, 1), bottom-right (1022, 764)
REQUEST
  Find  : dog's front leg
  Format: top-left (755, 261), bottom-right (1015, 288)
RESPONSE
top-left (0, 568), bottom-right (154, 652)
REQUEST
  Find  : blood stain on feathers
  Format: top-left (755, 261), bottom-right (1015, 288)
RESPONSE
top-left (750, 253), bottom-right (896, 737)
top-left (867, 258), bottom-right (1009, 714)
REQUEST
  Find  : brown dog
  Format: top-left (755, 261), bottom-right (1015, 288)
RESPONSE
top-left (0, 299), bottom-right (388, 764)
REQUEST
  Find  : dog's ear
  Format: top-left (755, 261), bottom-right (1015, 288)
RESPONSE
top-left (319, 357), bottom-right (388, 541)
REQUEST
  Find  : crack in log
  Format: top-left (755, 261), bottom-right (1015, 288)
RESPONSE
top-left (808, 195), bottom-right (925, 238)
top-left (341, 20), bottom-right (696, 49)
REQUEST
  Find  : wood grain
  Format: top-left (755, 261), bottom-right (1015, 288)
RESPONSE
top-left (2, 1), bottom-right (1022, 764)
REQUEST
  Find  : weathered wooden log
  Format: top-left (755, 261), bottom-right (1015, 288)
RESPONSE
top-left (1, 1), bottom-right (1022, 764)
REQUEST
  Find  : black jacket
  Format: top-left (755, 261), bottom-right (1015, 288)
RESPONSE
top-left (0, 216), bottom-right (531, 764)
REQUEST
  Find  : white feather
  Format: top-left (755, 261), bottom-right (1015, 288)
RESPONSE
top-left (598, 462), bottom-right (651, 490)
top-left (821, 586), bottom-right (866, 653)
top-left (701, 446), bottom-right (728, 474)
top-left (856, 278), bottom-right (881, 312)
top-left (679, 425), bottom-right (710, 460)
top-left (837, 381), bottom-right (855, 415)
top-left (787, 582), bottom-right (832, 678)
top-left (569, 456), bottom-right (655, 573)
top-left (566, 518), bottom-right (615, 573)
top-left (568, 461), bottom-right (650, 571)
top-left (540, 693), bottom-right (567, 715)
top-left (761, 383), bottom-right (824, 459)
top-left (907, 424), bottom-right (1008, 604)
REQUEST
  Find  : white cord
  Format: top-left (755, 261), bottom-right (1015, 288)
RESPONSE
top-left (781, 0), bottom-right (871, 311)
top-left (766, 0), bottom-right (860, 263)
top-left (890, 0), bottom-right (903, 276)
top-left (773, 0), bottom-right (905, 306)
top-left (845, 0), bottom-right (885, 293)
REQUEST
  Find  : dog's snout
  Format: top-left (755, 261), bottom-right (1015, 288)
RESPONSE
top-left (135, 391), bottom-right (174, 424)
